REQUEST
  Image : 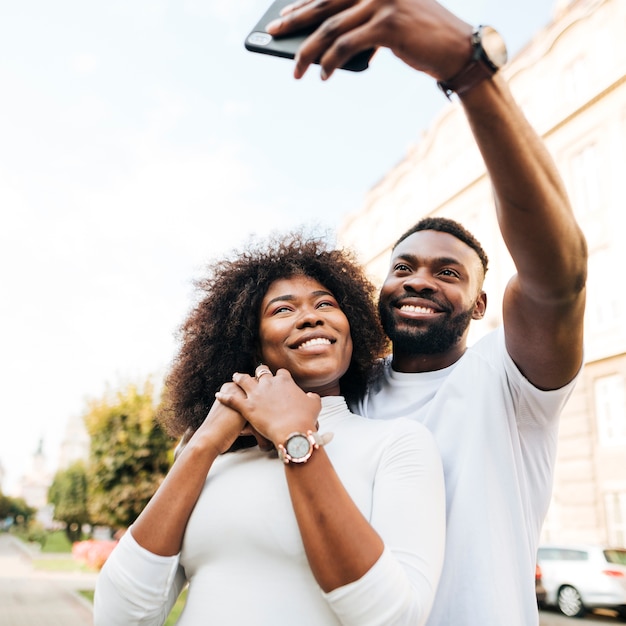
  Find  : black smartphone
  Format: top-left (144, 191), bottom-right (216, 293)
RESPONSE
top-left (244, 0), bottom-right (375, 72)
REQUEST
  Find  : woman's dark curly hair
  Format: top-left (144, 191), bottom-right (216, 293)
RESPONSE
top-left (159, 229), bottom-right (388, 438)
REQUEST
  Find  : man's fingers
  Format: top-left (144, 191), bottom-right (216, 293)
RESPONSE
top-left (319, 24), bottom-right (379, 79)
top-left (294, 1), bottom-right (376, 79)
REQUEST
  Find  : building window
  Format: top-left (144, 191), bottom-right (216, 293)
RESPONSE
top-left (563, 56), bottom-right (587, 104)
top-left (605, 492), bottom-right (626, 546)
top-left (594, 374), bottom-right (626, 445)
top-left (569, 142), bottom-right (602, 218)
top-left (586, 251), bottom-right (622, 334)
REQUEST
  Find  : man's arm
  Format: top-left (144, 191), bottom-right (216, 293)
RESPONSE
top-left (268, 0), bottom-right (587, 389)
top-left (460, 75), bottom-right (587, 390)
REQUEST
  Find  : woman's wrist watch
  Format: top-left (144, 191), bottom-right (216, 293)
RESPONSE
top-left (437, 25), bottom-right (508, 99)
top-left (277, 430), bottom-right (333, 464)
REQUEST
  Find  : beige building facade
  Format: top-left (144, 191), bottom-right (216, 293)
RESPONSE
top-left (338, 0), bottom-right (626, 546)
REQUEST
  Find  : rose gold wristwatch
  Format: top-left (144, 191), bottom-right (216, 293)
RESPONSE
top-left (277, 430), bottom-right (330, 464)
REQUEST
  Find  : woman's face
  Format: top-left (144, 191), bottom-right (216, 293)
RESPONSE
top-left (258, 275), bottom-right (353, 397)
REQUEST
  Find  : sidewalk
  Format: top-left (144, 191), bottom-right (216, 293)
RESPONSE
top-left (0, 533), bottom-right (98, 626)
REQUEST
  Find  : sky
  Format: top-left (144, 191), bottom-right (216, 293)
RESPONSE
top-left (0, 0), bottom-right (557, 496)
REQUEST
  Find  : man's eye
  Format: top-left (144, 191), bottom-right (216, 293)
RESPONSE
top-left (439, 269), bottom-right (459, 277)
top-left (394, 263), bottom-right (411, 272)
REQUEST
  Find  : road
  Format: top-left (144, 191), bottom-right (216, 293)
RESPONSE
top-left (540, 607), bottom-right (623, 624)
top-left (0, 533), bottom-right (97, 626)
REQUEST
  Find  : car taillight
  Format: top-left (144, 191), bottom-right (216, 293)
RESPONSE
top-left (536, 564), bottom-right (542, 580)
top-left (602, 569), bottom-right (625, 577)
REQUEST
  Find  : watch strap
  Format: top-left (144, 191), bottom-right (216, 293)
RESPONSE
top-left (437, 26), bottom-right (501, 100)
top-left (437, 58), bottom-right (495, 99)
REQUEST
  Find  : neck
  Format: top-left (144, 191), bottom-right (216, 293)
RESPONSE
top-left (391, 344), bottom-right (467, 373)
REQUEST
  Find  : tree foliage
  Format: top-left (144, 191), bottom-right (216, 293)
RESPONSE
top-left (84, 380), bottom-right (174, 530)
top-left (48, 461), bottom-right (90, 542)
top-left (0, 491), bottom-right (36, 526)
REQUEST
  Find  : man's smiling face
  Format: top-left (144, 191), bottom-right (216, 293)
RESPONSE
top-left (378, 230), bottom-right (486, 358)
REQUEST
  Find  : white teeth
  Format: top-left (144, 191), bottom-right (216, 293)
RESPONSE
top-left (298, 337), bottom-right (331, 349)
top-left (401, 305), bottom-right (435, 314)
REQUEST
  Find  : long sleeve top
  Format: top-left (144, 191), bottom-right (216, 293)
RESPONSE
top-left (94, 396), bottom-right (445, 626)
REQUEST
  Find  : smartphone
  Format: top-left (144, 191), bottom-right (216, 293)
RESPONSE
top-left (244, 0), bottom-right (375, 72)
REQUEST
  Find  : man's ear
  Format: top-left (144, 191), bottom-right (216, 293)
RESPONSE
top-left (472, 291), bottom-right (487, 320)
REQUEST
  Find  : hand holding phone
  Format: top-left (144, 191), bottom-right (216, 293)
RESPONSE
top-left (244, 0), bottom-right (375, 72)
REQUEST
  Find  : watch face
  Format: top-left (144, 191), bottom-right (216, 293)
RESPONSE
top-left (286, 434), bottom-right (311, 459)
top-left (481, 26), bottom-right (508, 69)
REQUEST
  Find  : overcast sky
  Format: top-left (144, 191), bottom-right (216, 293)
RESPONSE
top-left (0, 0), bottom-right (558, 495)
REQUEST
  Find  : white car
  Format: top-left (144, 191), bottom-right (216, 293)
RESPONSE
top-left (537, 543), bottom-right (626, 619)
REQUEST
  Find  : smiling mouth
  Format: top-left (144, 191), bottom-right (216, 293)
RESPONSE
top-left (296, 337), bottom-right (333, 349)
top-left (399, 304), bottom-right (438, 314)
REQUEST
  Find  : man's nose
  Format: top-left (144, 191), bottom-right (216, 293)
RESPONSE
top-left (402, 271), bottom-right (438, 293)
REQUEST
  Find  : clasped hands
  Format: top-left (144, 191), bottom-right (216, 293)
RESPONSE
top-left (210, 365), bottom-right (322, 455)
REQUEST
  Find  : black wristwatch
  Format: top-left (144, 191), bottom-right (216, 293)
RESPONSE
top-left (437, 25), bottom-right (508, 99)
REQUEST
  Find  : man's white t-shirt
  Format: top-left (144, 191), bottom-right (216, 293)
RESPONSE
top-left (354, 327), bottom-right (578, 626)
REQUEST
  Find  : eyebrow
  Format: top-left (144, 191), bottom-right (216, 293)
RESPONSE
top-left (394, 253), bottom-right (464, 267)
top-left (263, 289), bottom-right (335, 312)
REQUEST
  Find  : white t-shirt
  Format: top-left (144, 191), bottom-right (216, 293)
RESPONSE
top-left (94, 396), bottom-right (445, 626)
top-left (354, 327), bottom-right (578, 626)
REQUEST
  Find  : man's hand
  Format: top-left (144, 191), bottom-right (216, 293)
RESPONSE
top-left (266, 0), bottom-right (473, 80)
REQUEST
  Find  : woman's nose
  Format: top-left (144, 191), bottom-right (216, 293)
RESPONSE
top-left (297, 308), bottom-right (324, 328)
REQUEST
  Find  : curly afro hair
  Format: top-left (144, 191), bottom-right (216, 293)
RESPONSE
top-left (159, 229), bottom-right (388, 438)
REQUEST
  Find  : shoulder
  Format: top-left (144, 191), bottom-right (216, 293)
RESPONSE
top-left (347, 410), bottom-right (438, 450)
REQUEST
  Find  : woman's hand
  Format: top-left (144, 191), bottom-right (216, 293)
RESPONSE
top-left (216, 366), bottom-right (321, 447)
top-left (193, 394), bottom-right (248, 456)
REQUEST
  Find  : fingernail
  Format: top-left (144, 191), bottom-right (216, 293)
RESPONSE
top-left (320, 68), bottom-right (328, 81)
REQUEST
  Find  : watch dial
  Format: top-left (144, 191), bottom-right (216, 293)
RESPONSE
top-left (286, 435), bottom-right (310, 459)
top-left (482, 26), bottom-right (508, 68)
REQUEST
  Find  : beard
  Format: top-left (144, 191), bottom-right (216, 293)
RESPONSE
top-left (378, 299), bottom-right (474, 355)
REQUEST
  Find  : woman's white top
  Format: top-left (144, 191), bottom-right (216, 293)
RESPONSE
top-left (94, 396), bottom-right (445, 626)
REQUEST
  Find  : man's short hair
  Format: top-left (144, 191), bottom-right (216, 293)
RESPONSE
top-left (394, 216), bottom-right (489, 276)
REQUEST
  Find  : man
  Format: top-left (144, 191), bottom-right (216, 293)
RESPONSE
top-left (267, 1), bottom-right (588, 624)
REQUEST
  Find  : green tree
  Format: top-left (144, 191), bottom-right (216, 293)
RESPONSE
top-left (85, 380), bottom-right (173, 530)
top-left (0, 491), bottom-right (11, 522)
top-left (0, 491), bottom-right (36, 527)
top-left (48, 461), bottom-right (90, 543)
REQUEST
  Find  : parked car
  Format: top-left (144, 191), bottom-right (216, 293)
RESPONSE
top-left (537, 543), bottom-right (626, 620)
top-left (536, 563), bottom-right (547, 606)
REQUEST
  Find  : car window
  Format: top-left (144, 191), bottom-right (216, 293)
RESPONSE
top-left (537, 548), bottom-right (588, 561)
top-left (604, 549), bottom-right (626, 565)
top-left (538, 548), bottom-right (559, 560)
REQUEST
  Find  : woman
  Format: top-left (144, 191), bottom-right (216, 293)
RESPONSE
top-left (94, 231), bottom-right (445, 626)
